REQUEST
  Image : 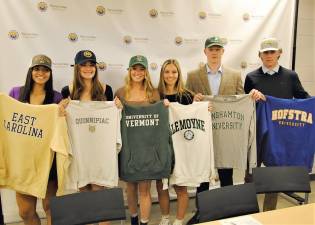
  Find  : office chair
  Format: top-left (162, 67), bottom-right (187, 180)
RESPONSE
top-left (50, 188), bottom-right (126, 225)
top-left (196, 183), bottom-right (259, 223)
top-left (252, 166), bottom-right (311, 205)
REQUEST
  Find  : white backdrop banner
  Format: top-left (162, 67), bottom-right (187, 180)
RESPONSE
top-left (0, 0), bottom-right (296, 223)
top-left (1, 0), bottom-right (295, 93)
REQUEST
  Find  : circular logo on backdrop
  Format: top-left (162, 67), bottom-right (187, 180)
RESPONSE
top-left (221, 37), bottom-right (228, 45)
top-left (174, 36), bottom-right (183, 45)
top-left (150, 63), bottom-right (158, 70)
top-left (184, 130), bottom-right (194, 141)
top-left (243, 13), bottom-right (250, 21)
top-left (98, 62), bottom-right (107, 71)
top-left (149, 9), bottom-right (158, 18)
top-left (37, 2), bottom-right (48, 12)
top-left (8, 30), bottom-right (19, 40)
top-left (240, 61), bottom-right (247, 69)
top-left (68, 33), bottom-right (78, 42)
top-left (96, 6), bottom-right (106, 16)
top-left (123, 35), bottom-right (132, 44)
top-left (199, 11), bottom-right (207, 19)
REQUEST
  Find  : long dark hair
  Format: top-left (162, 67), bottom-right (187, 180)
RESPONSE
top-left (70, 64), bottom-right (105, 101)
top-left (18, 67), bottom-right (55, 104)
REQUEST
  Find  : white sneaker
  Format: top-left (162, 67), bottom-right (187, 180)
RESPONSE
top-left (173, 219), bottom-right (183, 225)
top-left (159, 218), bottom-right (171, 225)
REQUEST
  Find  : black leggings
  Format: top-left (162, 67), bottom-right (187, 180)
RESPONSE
top-left (196, 168), bottom-right (234, 207)
top-left (0, 194), bottom-right (4, 225)
top-left (196, 168), bottom-right (234, 194)
top-left (218, 168), bottom-right (233, 187)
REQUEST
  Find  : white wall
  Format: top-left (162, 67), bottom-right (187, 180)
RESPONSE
top-left (295, 0), bottom-right (315, 172)
top-left (296, 0), bottom-right (315, 96)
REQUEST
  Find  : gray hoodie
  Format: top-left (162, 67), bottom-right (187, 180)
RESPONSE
top-left (119, 101), bottom-right (173, 181)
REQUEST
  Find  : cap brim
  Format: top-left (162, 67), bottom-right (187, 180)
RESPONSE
top-left (31, 64), bottom-right (51, 69)
top-left (129, 62), bottom-right (147, 69)
top-left (76, 59), bottom-right (98, 65)
top-left (259, 47), bottom-right (279, 52)
top-left (205, 43), bottom-right (224, 48)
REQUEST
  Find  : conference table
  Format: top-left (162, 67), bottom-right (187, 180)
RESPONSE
top-left (198, 203), bottom-right (315, 225)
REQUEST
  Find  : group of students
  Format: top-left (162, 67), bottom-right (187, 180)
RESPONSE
top-left (3, 35), bottom-right (310, 225)
top-left (6, 49), bottom-right (200, 225)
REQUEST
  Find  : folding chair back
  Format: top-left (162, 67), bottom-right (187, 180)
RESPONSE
top-left (197, 183), bottom-right (259, 222)
top-left (51, 188), bottom-right (126, 225)
top-left (252, 166), bottom-right (311, 204)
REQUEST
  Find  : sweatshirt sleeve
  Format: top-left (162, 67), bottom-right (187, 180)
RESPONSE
top-left (186, 72), bottom-right (194, 93)
top-left (235, 72), bottom-right (245, 95)
top-left (116, 108), bottom-right (122, 153)
top-left (244, 75), bottom-right (254, 94)
top-left (291, 72), bottom-right (311, 99)
top-left (50, 117), bottom-right (76, 195)
top-left (256, 99), bottom-right (269, 167)
top-left (247, 99), bottom-right (257, 173)
top-left (208, 111), bottom-right (216, 185)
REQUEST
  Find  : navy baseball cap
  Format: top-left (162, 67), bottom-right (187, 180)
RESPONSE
top-left (72, 50), bottom-right (97, 66)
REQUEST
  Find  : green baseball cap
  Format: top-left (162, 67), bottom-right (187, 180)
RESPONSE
top-left (129, 55), bottom-right (148, 69)
top-left (205, 36), bottom-right (224, 48)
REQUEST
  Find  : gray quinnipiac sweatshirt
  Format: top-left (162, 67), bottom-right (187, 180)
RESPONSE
top-left (119, 101), bottom-right (173, 182)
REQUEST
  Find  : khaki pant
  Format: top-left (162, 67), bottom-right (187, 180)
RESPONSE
top-left (244, 171), bottom-right (278, 212)
top-left (263, 193), bottom-right (278, 211)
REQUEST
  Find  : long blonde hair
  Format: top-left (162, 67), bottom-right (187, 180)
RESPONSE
top-left (70, 64), bottom-right (105, 101)
top-left (158, 59), bottom-right (193, 101)
top-left (124, 66), bottom-right (155, 102)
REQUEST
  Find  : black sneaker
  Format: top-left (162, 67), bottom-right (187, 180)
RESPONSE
top-left (186, 213), bottom-right (199, 225)
top-left (131, 215), bottom-right (139, 225)
top-left (140, 223), bottom-right (148, 225)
